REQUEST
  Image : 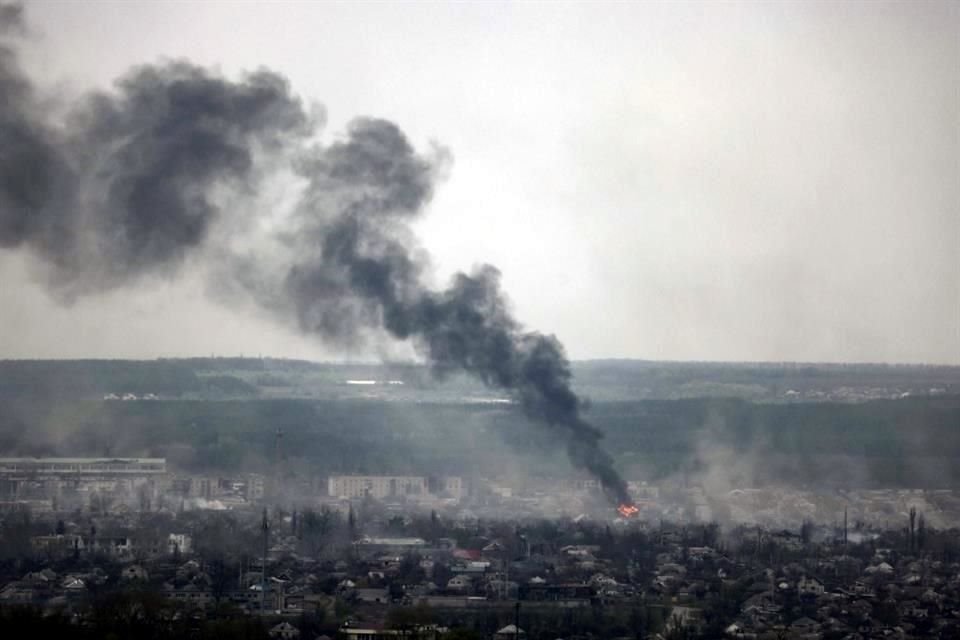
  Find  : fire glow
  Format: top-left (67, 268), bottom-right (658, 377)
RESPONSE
top-left (617, 503), bottom-right (639, 518)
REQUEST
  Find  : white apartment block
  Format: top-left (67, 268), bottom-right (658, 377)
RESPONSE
top-left (328, 475), bottom-right (466, 500)
top-left (441, 476), bottom-right (465, 500)
top-left (328, 475), bottom-right (428, 499)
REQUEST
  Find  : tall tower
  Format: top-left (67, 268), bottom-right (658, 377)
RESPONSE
top-left (260, 508), bottom-right (269, 615)
top-left (843, 507), bottom-right (848, 548)
top-left (272, 427), bottom-right (284, 503)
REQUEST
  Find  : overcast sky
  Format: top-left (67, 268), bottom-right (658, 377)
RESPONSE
top-left (1, 0), bottom-right (957, 364)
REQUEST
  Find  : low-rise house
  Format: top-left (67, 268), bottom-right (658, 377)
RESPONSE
top-left (741, 592), bottom-right (781, 623)
top-left (865, 562), bottom-right (894, 576)
top-left (789, 616), bottom-right (820, 636)
top-left (270, 622), bottom-right (300, 639)
top-left (494, 624), bottom-right (525, 640)
top-left (354, 537), bottom-right (427, 556)
top-left (483, 579), bottom-right (518, 599)
top-left (447, 576), bottom-right (473, 592)
top-left (22, 569), bottom-right (57, 586)
top-left (798, 575), bottom-right (825, 597)
top-left (31, 534), bottom-right (84, 557)
top-left (88, 535), bottom-right (134, 558)
top-left (405, 582), bottom-right (438, 597)
top-left (901, 600), bottom-right (929, 620)
top-left (653, 574), bottom-right (682, 593)
top-left (0, 582), bottom-right (35, 604)
top-left (340, 625), bottom-right (447, 640)
top-left (851, 580), bottom-right (875, 598)
top-left (354, 588), bottom-right (389, 604)
top-left (176, 559), bottom-right (201, 580)
top-left (168, 584), bottom-right (214, 608)
top-left (168, 533), bottom-right (192, 554)
top-left (452, 549), bottom-right (482, 562)
top-left (658, 562), bottom-right (687, 577)
top-left (62, 576), bottom-right (87, 594)
top-left (589, 573), bottom-right (618, 588)
top-left (520, 582), bottom-right (593, 604)
top-left (121, 564), bottom-right (149, 581)
top-left (452, 561), bottom-right (490, 576)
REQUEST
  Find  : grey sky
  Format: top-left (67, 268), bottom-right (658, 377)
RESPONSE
top-left (1, 0), bottom-right (957, 363)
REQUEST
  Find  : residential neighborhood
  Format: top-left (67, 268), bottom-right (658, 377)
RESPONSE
top-left (3, 477), bottom-right (960, 639)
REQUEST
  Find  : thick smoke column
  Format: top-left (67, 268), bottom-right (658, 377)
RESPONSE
top-left (1, 4), bottom-right (309, 296)
top-left (273, 121), bottom-right (631, 504)
top-left (0, 4), bottom-right (631, 505)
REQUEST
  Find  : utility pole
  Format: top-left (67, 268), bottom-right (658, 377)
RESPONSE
top-left (514, 601), bottom-right (521, 640)
top-left (502, 547), bottom-right (509, 601)
top-left (273, 427), bottom-right (284, 503)
top-left (260, 508), bottom-right (269, 616)
top-left (843, 508), bottom-right (848, 548)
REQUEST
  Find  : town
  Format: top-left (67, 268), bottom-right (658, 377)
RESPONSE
top-left (2, 457), bottom-right (960, 639)
top-left (2, 0), bottom-right (958, 636)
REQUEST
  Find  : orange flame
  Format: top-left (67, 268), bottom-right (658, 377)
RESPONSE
top-left (617, 503), bottom-right (639, 518)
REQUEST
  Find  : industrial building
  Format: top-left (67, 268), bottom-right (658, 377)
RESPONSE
top-left (0, 458), bottom-right (166, 475)
top-left (0, 457), bottom-right (167, 503)
top-left (328, 475), bottom-right (427, 499)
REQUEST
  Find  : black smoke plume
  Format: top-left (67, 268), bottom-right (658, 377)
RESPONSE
top-left (0, 4), bottom-right (631, 505)
top-left (1, 5), bottom-right (309, 296)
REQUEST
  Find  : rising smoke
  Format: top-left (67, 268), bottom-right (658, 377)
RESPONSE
top-left (0, 4), bottom-right (631, 505)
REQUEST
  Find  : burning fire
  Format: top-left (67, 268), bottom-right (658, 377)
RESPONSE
top-left (617, 503), bottom-right (639, 518)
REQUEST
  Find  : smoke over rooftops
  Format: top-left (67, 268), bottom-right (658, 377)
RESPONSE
top-left (0, 3), bottom-right (630, 505)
